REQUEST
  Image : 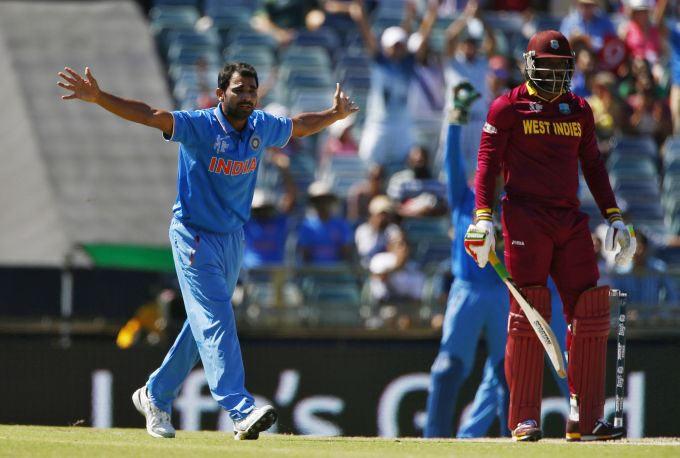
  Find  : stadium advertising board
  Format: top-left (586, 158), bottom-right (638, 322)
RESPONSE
top-left (0, 337), bottom-right (676, 438)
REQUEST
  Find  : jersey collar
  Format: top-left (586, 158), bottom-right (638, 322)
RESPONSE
top-left (525, 82), bottom-right (564, 103)
top-left (214, 103), bottom-right (255, 136)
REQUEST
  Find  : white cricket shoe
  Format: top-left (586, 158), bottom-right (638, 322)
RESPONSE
top-left (233, 405), bottom-right (278, 440)
top-left (132, 386), bottom-right (176, 438)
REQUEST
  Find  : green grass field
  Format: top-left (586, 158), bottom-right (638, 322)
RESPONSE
top-left (1, 425), bottom-right (679, 457)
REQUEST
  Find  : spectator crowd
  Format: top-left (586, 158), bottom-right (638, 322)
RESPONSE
top-left (151, 0), bottom-right (680, 328)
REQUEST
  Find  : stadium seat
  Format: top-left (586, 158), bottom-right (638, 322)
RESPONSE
top-left (153, 0), bottom-right (198, 7)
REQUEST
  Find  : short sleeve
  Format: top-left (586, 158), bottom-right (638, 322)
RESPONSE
top-left (260, 111), bottom-right (293, 148)
top-left (163, 110), bottom-right (205, 145)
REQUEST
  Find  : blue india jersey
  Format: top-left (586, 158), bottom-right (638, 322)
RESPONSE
top-left (164, 105), bottom-right (292, 233)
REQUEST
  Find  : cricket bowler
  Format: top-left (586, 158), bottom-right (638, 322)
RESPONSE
top-left (58, 62), bottom-right (358, 439)
top-left (464, 31), bottom-right (636, 441)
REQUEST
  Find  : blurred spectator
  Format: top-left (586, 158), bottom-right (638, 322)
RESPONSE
top-left (440, 0), bottom-right (497, 177)
top-left (587, 72), bottom-right (625, 150)
top-left (626, 85), bottom-right (673, 144)
top-left (252, 0), bottom-right (323, 47)
top-left (195, 57), bottom-right (218, 109)
top-left (491, 0), bottom-right (531, 11)
top-left (369, 231), bottom-right (426, 303)
top-left (355, 195), bottom-right (403, 267)
top-left (321, 114), bottom-right (359, 161)
top-left (611, 233), bottom-right (680, 316)
top-left (560, 0), bottom-right (616, 52)
top-left (297, 181), bottom-right (353, 264)
top-left (671, 18), bottom-right (680, 134)
top-left (571, 45), bottom-right (596, 97)
top-left (407, 2), bottom-right (445, 150)
top-left (350, 0), bottom-right (433, 166)
top-left (618, 0), bottom-right (665, 65)
top-left (347, 164), bottom-right (386, 222)
top-left (388, 145), bottom-right (448, 217)
top-left (116, 289), bottom-right (178, 349)
top-left (243, 158), bottom-right (297, 269)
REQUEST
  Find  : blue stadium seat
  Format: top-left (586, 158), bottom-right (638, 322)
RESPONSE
top-left (293, 28), bottom-right (341, 51)
top-left (610, 135), bottom-right (657, 158)
top-left (153, 0), bottom-right (198, 7)
top-left (204, 0), bottom-right (258, 17)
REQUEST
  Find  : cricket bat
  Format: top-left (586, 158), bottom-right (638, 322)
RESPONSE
top-left (488, 251), bottom-right (567, 378)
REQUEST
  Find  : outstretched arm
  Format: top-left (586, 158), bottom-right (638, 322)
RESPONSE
top-left (444, 123), bottom-right (468, 212)
top-left (414, 0), bottom-right (439, 61)
top-left (349, 0), bottom-right (379, 57)
top-left (58, 67), bottom-right (174, 137)
top-left (291, 83), bottom-right (359, 138)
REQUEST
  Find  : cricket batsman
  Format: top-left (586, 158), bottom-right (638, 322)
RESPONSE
top-left (464, 30), bottom-right (636, 441)
top-left (57, 62), bottom-right (358, 439)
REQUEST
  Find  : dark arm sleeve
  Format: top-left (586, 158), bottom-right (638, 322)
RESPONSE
top-left (474, 95), bottom-right (513, 213)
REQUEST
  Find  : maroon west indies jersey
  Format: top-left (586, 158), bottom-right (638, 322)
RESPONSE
top-left (474, 83), bottom-right (619, 218)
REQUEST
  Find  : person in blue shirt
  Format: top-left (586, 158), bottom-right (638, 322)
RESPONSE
top-left (349, 0), bottom-right (436, 167)
top-left (424, 83), bottom-right (569, 438)
top-left (243, 190), bottom-right (292, 269)
top-left (559, 0), bottom-right (616, 52)
top-left (58, 62), bottom-right (358, 439)
top-left (297, 181), bottom-right (353, 264)
top-left (243, 154), bottom-right (297, 269)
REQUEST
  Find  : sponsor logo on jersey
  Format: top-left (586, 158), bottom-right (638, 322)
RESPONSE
top-left (529, 102), bottom-right (543, 113)
top-left (522, 119), bottom-right (582, 137)
top-left (483, 122), bottom-right (498, 134)
top-left (511, 240), bottom-right (525, 246)
top-left (208, 157), bottom-right (258, 176)
top-left (213, 135), bottom-right (229, 154)
top-left (559, 103), bottom-right (571, 115)
top-left (250, 134), bottom-right (261, 150)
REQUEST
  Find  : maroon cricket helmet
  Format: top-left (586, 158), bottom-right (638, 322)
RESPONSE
top-left (526, 30), bottom-right (574, 59)
top-left (523, 30), bottom-right (575, 95)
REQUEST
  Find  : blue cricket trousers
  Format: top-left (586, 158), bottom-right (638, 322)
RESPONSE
top-left (146, 217), bottom-right (254, 420)
top-left (425, 280), bottom-right (509, 437)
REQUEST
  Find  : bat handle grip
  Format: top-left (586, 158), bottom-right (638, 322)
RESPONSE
top-left (488, 251), bottom-right (510, 281)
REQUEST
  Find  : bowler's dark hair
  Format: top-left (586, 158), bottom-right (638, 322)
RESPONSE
top-left (218, 62), bottom-right (259, 90)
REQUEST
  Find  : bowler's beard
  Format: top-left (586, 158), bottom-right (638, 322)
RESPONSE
top-left (225, 102), bottom-right (253, 120)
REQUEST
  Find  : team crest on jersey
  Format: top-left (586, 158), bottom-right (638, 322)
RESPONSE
top-left (250, 134), bottom-right (261, 150)
top-left (529, 102), bottom-right (543, 113)
top-left (559, 103), bottom-right (571, 114)
top-left (213, 135), bottom-right (228, 154)
top-left (550, 39), bottom-right (559, 49)
top-left (483, 122), bottom-right (498, 134)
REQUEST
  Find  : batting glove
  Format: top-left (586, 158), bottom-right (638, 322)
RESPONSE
top-left (464, 219), bottom-right (495, 268)
top-left (605, 220), bottom-right (636, 266)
